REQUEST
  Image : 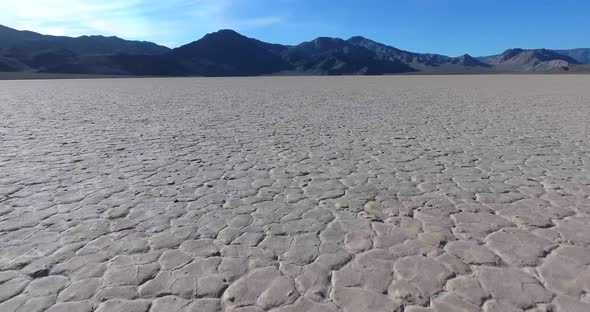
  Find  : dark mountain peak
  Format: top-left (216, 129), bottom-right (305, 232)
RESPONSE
top-left (346, 36), bottom-right (451, 68)
top-left (195, 29), bottom-right (288, 55)
top-left (499, 48), bottom-right (525, 61)
top-left (499, 48), bottom-right (579, 64)
top-left (312, 36), bottom-right (344, 41)
top-left (346, 36), bottom-right (405, 55)
top-left (308, 37), bottom-right (347, 47)
top-left (177, 29), bottom-right (284, 52)
top-left (347, 36), bottom-right (395, 49)
top-left (169, 29), bottom-right (290, 76)
top-left (484, 48), bottom-right (580, 70)
top-left (451, 54), bottom-right (491, 67)
top-left (455, 54), bottom-right (477, 61)
top-left (347, 36), bottom-right (370, 43)
top-left (346, 36), bottom-right (404, 55)
top-left (217, 29), bottom-right (240, 35)
top-left (184, 29), bottom-right (276, 50)
top-left (285, 36), bottom-right (416, 75)
top-left (503, 48), bottom-right (525, 54)
top-left (289, 37), bottom-right (353, 56)
top-left (203, 29), bottom-right (243, 39)
top-left (193, 29), bottom-right (266, 48)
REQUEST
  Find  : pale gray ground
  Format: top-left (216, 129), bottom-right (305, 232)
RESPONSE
top-left (1, 76), bottom-right (590, 312)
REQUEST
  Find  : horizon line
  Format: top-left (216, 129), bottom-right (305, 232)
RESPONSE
top-left (2, 23), bottom-right (589, 58)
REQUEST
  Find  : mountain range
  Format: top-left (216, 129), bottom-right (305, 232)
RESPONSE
top-left (1, 24), bottom-right (588, 76)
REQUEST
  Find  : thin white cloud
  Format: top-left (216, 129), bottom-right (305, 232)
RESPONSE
top-left (0, 0), bottom-right (283, 45)
top-left (0, 0), bottom-right (153, 38)
top-left (230, 16), bottom-right (282, 28)
top-left (184, 0), bottom-right (282, 32)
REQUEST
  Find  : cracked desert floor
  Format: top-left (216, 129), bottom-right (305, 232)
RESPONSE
top-left (1, 75), bottom-right (590, 312)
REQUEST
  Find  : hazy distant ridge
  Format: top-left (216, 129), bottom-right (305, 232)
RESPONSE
top-left (552, 49), bottom-right (590, 64)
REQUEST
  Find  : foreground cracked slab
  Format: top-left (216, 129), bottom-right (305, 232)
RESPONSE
top-left (1, 76), bottom-right (590, 311)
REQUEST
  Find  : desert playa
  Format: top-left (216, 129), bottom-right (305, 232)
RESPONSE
top-left (1, 75), bottom-right (589, 311)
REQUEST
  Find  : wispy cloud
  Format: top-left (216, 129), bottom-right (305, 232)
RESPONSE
top-left (0, 0), bottom-right (284, 45)
top-left (0, 0), bottom-right (156, 38)
top-left (230, 16), bottom-right (282, 28)
top-left (183, 0), bottom-right (282, 32)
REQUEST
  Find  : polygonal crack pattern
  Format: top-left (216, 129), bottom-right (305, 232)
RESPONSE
top-left (1, 76), bottom-right (590, 312)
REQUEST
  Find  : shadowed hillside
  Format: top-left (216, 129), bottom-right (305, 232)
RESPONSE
top-left (1, 24), bottom-right (588, 76)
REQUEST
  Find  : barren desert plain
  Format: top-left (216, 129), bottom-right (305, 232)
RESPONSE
top-left (1, 75), bottom-right (590, 312)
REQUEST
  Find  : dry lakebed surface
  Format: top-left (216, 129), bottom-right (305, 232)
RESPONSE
top-left (1, 75), bottom-right (589, 312)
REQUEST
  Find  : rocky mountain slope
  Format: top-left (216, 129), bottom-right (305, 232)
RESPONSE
top-left (283, 37), bottom-right (415, 75)
top-left (0, 25), bottom-right (170, 56)
top-left (168, 29), bottom-right (291, 76)
top-left (480, 49), bottom-right (581, 71)
top-left (450, 54), bottom-right (491, 67)
top-left (0, 24), bottom-right (588, 76)
top-left (346, 36), bottom-right (453, 70)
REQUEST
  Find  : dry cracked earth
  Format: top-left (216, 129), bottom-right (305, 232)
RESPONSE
top-left (1, 75), bottom-right (590, 312)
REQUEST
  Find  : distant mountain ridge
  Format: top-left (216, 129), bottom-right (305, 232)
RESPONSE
top-left (551, 48), bottom-right (590, 64)
top-left (346, 36), bottom-right (453, 69)
top-left (0, 25), bottom-right (170, 55)
top-left (282, 37), bottom-right (416, 75)
top-left (479, 48), bottom-right (580, 71)
top-left (451, 54), bottom-right (491, 67)
top-left (0, 24), bottom-right (587, 76)
top-left (169, 29), bottom-right (290, 76)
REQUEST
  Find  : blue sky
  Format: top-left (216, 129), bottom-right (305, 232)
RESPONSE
top-left (1, 0), bottom-right (588, 56)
